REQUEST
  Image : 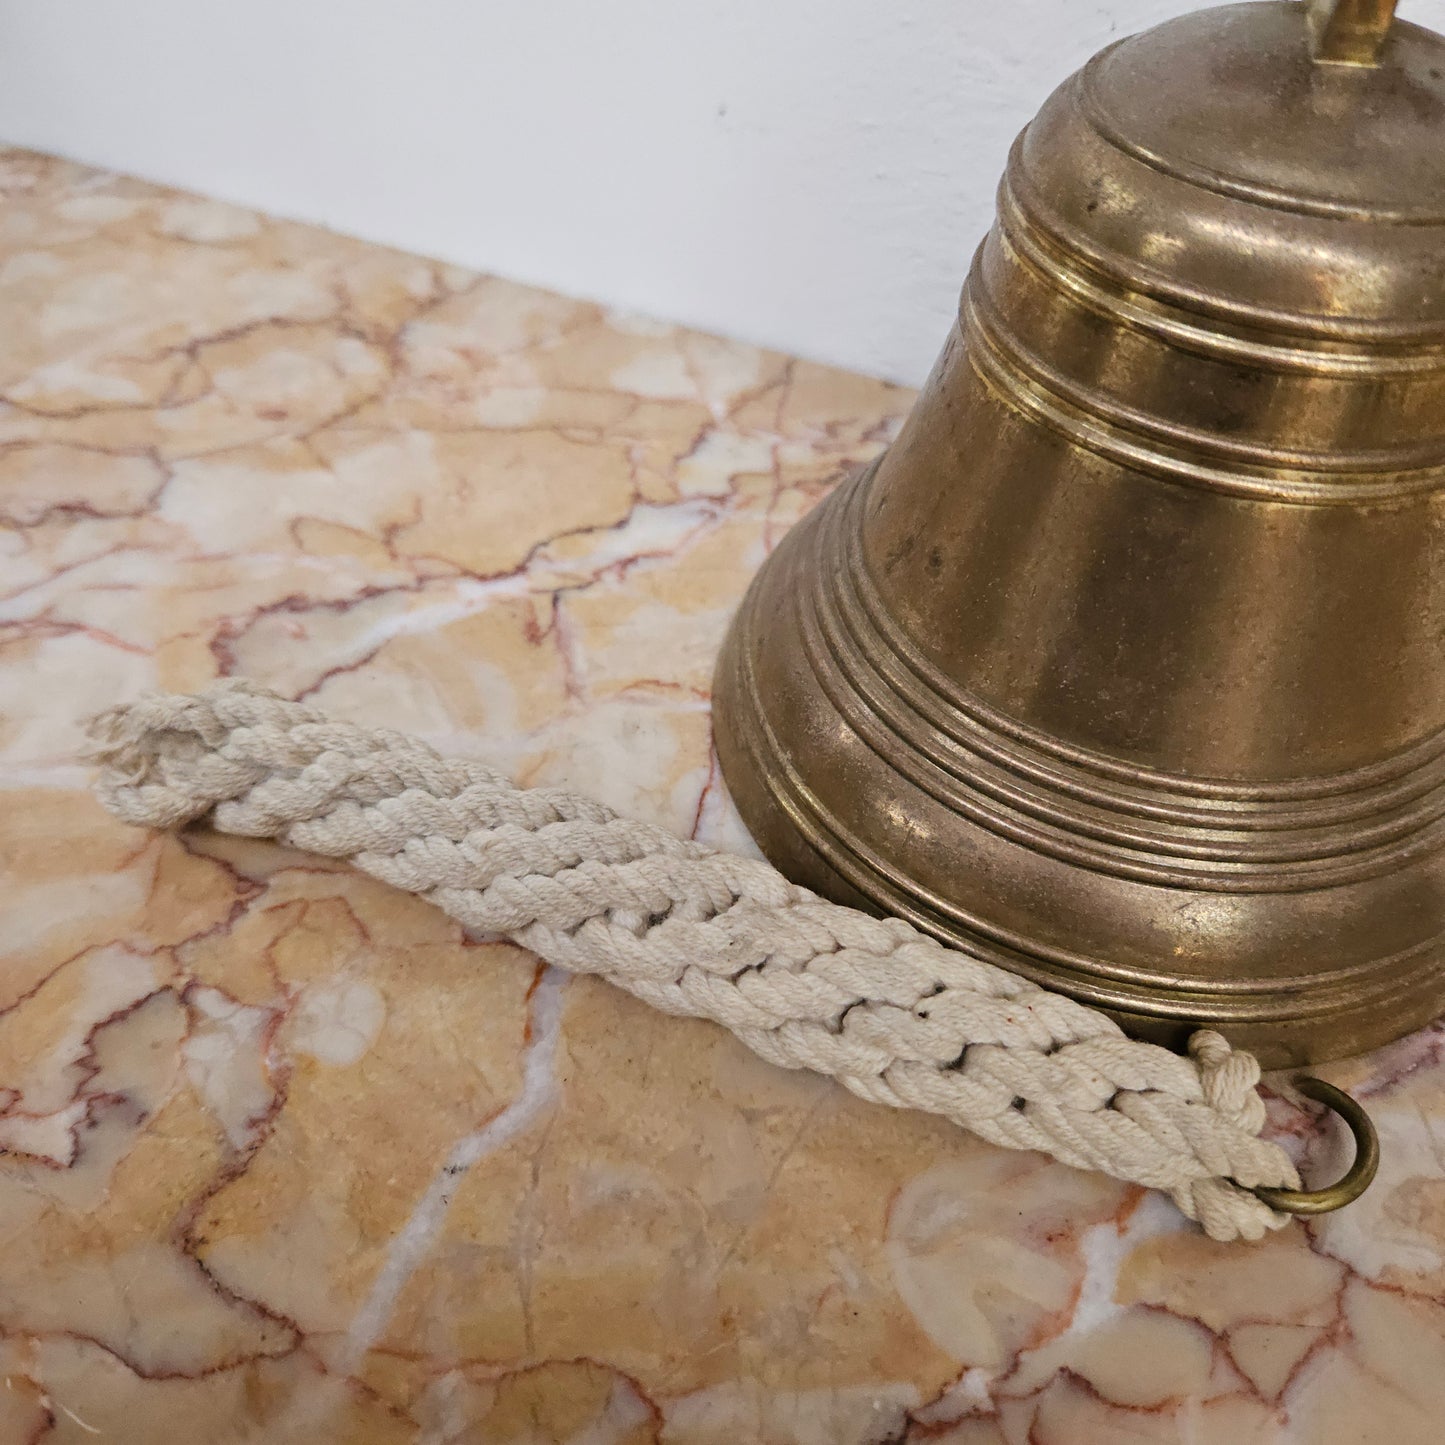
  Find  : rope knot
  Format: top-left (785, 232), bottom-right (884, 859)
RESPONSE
top-left (1189, 1028), bottom-right (1266, 1135)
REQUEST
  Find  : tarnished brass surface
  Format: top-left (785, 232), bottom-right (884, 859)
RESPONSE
top-left (713, 0), bottom-right (1445, 1067)
top-left (1251, 1078), bottom-right (1380, 1213)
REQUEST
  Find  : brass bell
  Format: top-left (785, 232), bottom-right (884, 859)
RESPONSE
top-left (713, 0), bottom-right (1445, 1068)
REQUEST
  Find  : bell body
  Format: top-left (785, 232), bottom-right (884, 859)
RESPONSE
top-left (713, 1), bottom-right (1445, 1066)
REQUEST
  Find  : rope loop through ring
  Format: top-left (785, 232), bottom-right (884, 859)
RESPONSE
top-left (85, 681), bottom-right (1381, 1242)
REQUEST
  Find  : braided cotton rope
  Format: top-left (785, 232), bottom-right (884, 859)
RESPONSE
top-left (87, 681), bottom-right (1299, 1240)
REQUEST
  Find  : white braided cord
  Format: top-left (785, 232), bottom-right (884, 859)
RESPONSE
top-left (88, 681), bottom-right (1298, 1240)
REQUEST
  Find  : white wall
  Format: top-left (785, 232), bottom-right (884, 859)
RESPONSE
top-left (0, 1), bottom-right (1441, 384)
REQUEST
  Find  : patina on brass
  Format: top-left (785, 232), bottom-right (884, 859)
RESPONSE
top-left (1251, 1077), bottom-right (1380, 1213)
top-left (713, 0), bottom-right (1445, 1068)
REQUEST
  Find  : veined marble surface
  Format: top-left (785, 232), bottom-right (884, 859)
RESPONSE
top-left (2, 147), bottom-right (1444, 1445)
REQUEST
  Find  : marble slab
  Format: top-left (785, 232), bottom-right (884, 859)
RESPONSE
top-left (2, 148), bottom-right (1444, 1444)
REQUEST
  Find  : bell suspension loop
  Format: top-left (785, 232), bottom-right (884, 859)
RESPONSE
top-left (1310, 0), bottom-right (1398, 64)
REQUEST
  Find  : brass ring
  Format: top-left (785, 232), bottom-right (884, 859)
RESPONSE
top-left (1250, 1076), bottom-right (1380, 1215)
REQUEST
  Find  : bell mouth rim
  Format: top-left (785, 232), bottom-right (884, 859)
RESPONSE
top-left (710, 466), bottom-right (1445, 1069)
top-left (714, 600), bottom-right (1445, 1067)
top-left (719, 527), bottom-right (1442, 991)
